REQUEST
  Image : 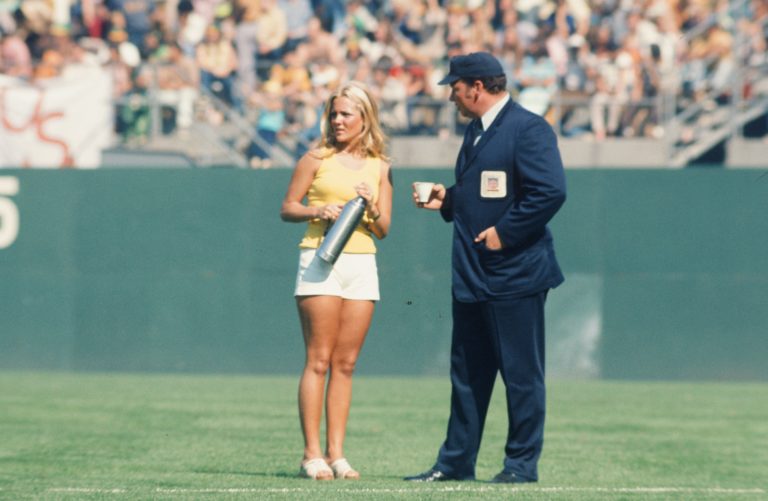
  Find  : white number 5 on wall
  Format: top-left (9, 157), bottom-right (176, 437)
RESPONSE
top-left (0, 176), bottom-right (20, 249)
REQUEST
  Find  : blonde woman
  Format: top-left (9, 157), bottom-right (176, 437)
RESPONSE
top-left (280, 81), bottom-right (393, 480)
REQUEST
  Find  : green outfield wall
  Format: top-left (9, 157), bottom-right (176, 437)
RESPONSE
top-left (1, 168), bottom-right (766, 380)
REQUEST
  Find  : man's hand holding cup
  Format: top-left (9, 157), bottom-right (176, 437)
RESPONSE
top-left (413, 182), bottom-right (445, 210)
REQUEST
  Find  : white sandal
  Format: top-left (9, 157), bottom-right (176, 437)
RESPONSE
top-left (299, 458), bottom-right (333, 480)
top-left (330, 458), bottom-right (360, 480)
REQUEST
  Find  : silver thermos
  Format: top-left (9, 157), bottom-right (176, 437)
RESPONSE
top-left (316, 196), bottom-right (367, 264)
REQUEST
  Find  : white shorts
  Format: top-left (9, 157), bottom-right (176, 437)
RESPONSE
top-left (294, 249), bottom-right (380, 300)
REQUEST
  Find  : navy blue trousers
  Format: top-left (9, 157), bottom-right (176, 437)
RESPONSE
top-left (435, 292), bottom-right (547, 481)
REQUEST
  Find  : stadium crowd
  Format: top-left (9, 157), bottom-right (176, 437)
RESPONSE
top-left (1, 0), bottom-right (766, 165)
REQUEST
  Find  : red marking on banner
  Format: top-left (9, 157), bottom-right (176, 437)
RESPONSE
top-left (0, 87), bottom-right (74, 167)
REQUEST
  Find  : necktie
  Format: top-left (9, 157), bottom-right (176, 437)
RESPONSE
top-left (467, 120), bottom-right (483, 155)
top-left (473, 121), bottom-right (483, 146)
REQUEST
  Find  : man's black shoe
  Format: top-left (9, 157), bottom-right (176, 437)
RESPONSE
top-left (489, 471), bottom-right (536, 484)
top-left (404, 468), bottom-right (456, 482)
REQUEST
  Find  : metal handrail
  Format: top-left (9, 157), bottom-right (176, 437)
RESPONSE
top-left (196, 86), bottom-right (296, 167)
top-left (681, 0), bottom-right (752, 43)
top-left (669, 96), bottom-right (768, 167)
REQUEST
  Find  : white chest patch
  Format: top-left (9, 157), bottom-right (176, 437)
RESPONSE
top-left (480, 170), bottom-right (507, 198)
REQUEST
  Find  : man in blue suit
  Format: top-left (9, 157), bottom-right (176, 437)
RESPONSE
top-left (405, 52), bottom-right (566, 483)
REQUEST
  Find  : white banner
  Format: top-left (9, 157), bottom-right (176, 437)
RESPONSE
top-left (0, 68), bottom-right (113, 168)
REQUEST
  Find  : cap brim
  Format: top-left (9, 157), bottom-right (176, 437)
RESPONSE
top-left (437, 74), bottom-right (460, 85)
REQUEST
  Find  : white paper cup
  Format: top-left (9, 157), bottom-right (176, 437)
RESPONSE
top-left (414, 182), bottom-right (435, 203)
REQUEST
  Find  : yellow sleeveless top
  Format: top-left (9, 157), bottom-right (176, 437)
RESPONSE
top-left (299, 153), bottom-right (381, 254)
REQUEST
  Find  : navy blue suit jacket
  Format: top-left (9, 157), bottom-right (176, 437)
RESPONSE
top-left (440, 99), bottom-right (566, 302)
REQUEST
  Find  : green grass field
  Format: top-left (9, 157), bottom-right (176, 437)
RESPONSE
top-left (1, 372), bottom-right (766, 500)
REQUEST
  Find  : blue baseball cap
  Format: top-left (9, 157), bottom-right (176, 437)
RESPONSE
top-left (438, 52), bottom-right (505, 85)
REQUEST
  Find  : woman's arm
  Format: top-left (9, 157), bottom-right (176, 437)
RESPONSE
top-left (281, 152), bottom-right (338, 222)
top-left (366, 161), bottom-right (393, 239)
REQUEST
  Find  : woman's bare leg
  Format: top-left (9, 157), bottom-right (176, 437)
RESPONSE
top-left (297, 295), bottom-right (342, 466)
top-left (325, 299), bottom-right (375, 462)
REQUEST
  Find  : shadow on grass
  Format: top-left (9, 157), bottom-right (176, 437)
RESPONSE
top-left (193, 468), bottom-right (299, 479)
top-left (193, 467), bottom-right (416, 482)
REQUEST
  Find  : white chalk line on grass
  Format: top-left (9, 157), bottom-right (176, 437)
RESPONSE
top-left (47, 488), bottom-right (128, 494)
top-left (47, 486), bottom-right (766, 495)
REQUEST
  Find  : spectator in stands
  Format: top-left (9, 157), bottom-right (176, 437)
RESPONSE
top-left (107, 0), bottom-right (155, 53)
top-left (268, 44), bottom-right (312, 97)
top-left (612, 32), bottom-right (642, 135)
top-left (189, 0), bottom-right (224, 26)
top-left (651, 10), bottom-right (683, 76)
top-left (358, 18), bottom-right (404, 73)
top-left (177, 0), bottom-right (207, 56)
top-left (444, 4), bottom-right (471, 53)
top-left (706, 28), bottom-right (736, 104)
top-left (739, 7), bottom-right (768, 106)
top-left (285, 95), bottom-right (324, 160)
top-left (370, 56), bottom-right (409, 132)
top-left (515, 35), bottom-right (558, 119)
top-left (309, 53), bottom-right (342, 92)
top-left (16, 0), bottom-right (53, 42)
top-left (0, 26), bottom-right (33, 79)
top-left (106, 10), bottom-right (130, 45)
top-left (196, 23), bottom-right (239, 109)
top-left (626, 42), bottom-right (663, 138)
top-left (118, 63), bottom-right (152, 144)
top-left (464, 2), bottom-right (496, 52)
top-left (589, 74), bottom-right (622, 141)
top-left (557, 34), bottom-right (593, 136)
top-left (141, 28), bottom-right (168, 61)
top-left (313, 0), bottom-right (347, 38)
top-left (233, 0), bottom-right (261, 97)
top-left (509, 0), bottom-right (540, 48)
top-left (304, 16), bottom-right (344, 67)
top-left (404, 63), bottom-right (442, 135)
top-left (740, 3), bottom-right (768, 137)
top-left (80, 0), bottom-right (112, 39)
top-left (280, 57), bottom-right (324, 158)
top-left (679, 39), bottom-right (707, 109)
top-left (155, 41), bottom-right (200, 133)
top-left (393, 0), bottom-right (423, 46)
top-left (255, 0), bottom-right (287, 82)
top-left (247, 79), bottom-right (286, 168)
top-left (494, 7), bottom-right (522, 77)
top-left (563, 0), bottom-right (591, 36)
top-left (585, 22), bottom-right (623, 139)
top-left (32, 47), bottom-right (64, 80)
top-left (107, 41), bottom-right (134, 100)
top-left (279, 0), bottom-right (313, 54)
top-left (392, 0), bottom-right (447, 62)
top-left (345, 0), bottom-right (378, 42)
top-left (343, 35), bottom-right (370, 82)
top-left (267, 45), bottom-right (315, 138)
top-left (679, 0), bottom-right (711, 32)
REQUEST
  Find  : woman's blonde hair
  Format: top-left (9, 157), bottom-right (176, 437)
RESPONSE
top-left (317, 81), bottom-right (389, 160)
